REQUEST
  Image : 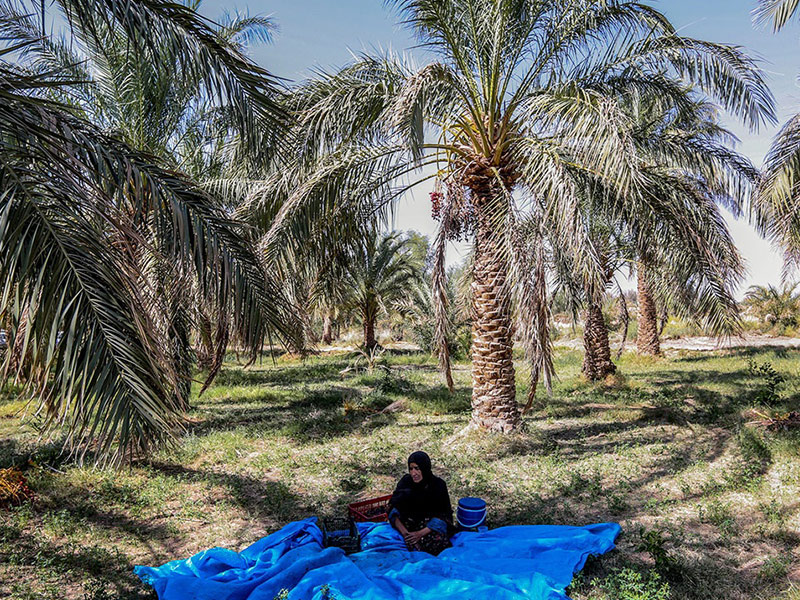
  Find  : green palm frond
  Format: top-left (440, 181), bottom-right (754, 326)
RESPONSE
top-left (754, 0), bottom-right (800, 31)
top-left (0, 59), bottom-right (301, 462)
top-left (755, 113), bottom-right (800, 269)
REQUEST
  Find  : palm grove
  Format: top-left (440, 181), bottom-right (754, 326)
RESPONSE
top-left (2, 0), bottom-right (799, 463)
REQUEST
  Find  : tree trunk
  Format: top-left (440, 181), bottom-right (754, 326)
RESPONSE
top-left (322, 312), bottom-right (334, 345)
top-left (196, 308), bottom-right (214, 371)
top-left (363, 306), bottom-right (377, 352)
top-left (8, 307), bottom-right (29, 379)
top-left (636, 263), bottom-right (661, 355)
top-left (582, 300), bottom-right (616, 380)
top-left (469, 186), bottom-right (520, 433)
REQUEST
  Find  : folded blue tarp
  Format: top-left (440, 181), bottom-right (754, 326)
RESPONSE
top-left (135, 519), bottom-right (620, 600)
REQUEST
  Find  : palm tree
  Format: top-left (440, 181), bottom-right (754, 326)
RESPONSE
top-left (753, 1), bottom-right (800, 269)
top-left (341, 232), bottom-right (424, 351)
top-left (626, 94), bottom-right (755, 357)
top-left (550, 215), bottom-right (624, 380)
top-left (743, 283), bottom-right (800, 331)
top-left (0, 0), bottom-right (302, 463)
top-left (267, 0), bottom-right (773, 431)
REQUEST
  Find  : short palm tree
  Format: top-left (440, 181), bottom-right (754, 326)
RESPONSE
top-left (0, 0), bottom-right (301, 462)
top-left (269, 0), bottom-right (774, 431)
top-left (743, 283), bottom-right (800, 331)
top-left (341, 232), bottom-right (424, 351)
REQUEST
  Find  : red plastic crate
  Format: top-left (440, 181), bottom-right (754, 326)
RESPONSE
top-left (348, 494), bottom-right (392, 522)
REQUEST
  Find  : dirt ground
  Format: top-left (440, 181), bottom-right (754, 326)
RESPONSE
top-left (554, 333), bottom-right (800, 352)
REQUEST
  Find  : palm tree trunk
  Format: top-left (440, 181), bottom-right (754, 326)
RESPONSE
top-left (582, 300), bottom-right (616, 380)
top-left (636, 263), bottom-right (661, 355)
top-left (8, 307), bottom-right (29, 379)
top-left (469, 190), bottom-right (519, 433)
top-left (363, 305), bottom-right (377, 352)
top-left (196, 307), bottom-right (214, 371)
top-left (322, 311), bottom-right (334, 345)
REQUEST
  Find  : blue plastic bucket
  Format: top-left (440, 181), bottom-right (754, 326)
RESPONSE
top-left (457, 497), bottom-right (487, 529)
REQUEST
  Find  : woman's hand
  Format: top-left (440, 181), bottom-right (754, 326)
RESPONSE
top-left (404, 527), bottom-right (430, 546)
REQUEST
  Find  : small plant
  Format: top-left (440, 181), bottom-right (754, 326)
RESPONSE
top-left (377, 371), bottom-right (413, 394)
top-left (759, 498), bottom-right (787, 528)
top-left (698, 500), bottom-right (738, 539)
top-left (759, 554), bottom-right (790, 581)
top-left (592, 567), bottom-right (671, 600)
top-left (607, 492), bottom-right (629, 514)
top-left (637, 528), bottom-right (681, 578)
top-left (82, 579), bottom-right (113, 600)
top-left (747, 359), bottom-right (784, 406)
top-left (339, 346), bottom-right (389, 376)
top-left (563, 470), bottom-right (589, 496)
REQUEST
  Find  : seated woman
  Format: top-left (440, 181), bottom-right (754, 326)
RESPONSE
top-left (388, 451), bottom-right (453, 555)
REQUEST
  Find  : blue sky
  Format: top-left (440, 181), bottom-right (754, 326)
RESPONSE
top-left (202, 0), bottom-right (800, 295)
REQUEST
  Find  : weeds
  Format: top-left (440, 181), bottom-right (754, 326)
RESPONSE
top-left (759, 555), bottom-right (790, 581)
top-left (698, 500), bottom-right (738, 539)
top-left (637, 528), bottom-right (681, 578)
top-left (747, 359), bottom-right (785, 406)
top-left (591, 568), bottom-right (671, 600)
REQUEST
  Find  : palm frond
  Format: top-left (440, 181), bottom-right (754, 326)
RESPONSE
top-left (753, 0), bottom-right (800, 31)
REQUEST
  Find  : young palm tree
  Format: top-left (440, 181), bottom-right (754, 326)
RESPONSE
top-left (743, 283), bottom-right (800, 331)
top-left (0, 0), bottom-right (301, 463)
top-left (268, 0), bottom-right (773, 431)
top-left (341, 232), bottom-right (424, 351)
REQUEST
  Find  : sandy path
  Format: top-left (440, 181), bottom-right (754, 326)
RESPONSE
top-left (555, 333), bottom-right (800, 352)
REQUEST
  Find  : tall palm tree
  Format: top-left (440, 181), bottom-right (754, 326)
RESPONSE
top-left (341, 232), bottom-right (423, 351)
top-left (753, 1), bottom-right (800, 270)
top-left (553, 88), bottom-right (755, 371)
top-left (620, 93), bottom-right (756, 357)
top-left (0, 0), bottom-right (302, 463)
top-left (266, 0), bottom-right (774, 431)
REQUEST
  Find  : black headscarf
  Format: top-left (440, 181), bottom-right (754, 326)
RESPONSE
top-left (389, 451), bottom-right (453, 524)
top-left (408, 450), bottom-right (432, 480)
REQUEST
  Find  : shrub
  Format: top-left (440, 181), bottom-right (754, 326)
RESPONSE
top-left (747, 359), bottom-right (785, 406)
top-left (637, 528), bottom-right (681, 578)
top-left (592, 568), bottom-right (671, 600)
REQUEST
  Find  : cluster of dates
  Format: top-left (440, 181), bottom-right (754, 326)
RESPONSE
top-left (429, 184), bottom-right (475, 242)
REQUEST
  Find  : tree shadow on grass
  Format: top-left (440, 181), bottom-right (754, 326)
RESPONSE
top-left (669, 346), bottom-right (800, 363)
top-left (189, 385), bottom-right (398, 442)
top-left (213, 361), bottom-right (349, 387)
top-left (146, 462), bottom-right (307, 524)
top-left (0, 520), bottom-right (156, 599)
top-left (405, 384), bottom-right (471, 414)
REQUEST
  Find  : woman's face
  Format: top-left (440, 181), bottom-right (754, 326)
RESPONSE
top-left (409, 462), bottom-right (423, 483)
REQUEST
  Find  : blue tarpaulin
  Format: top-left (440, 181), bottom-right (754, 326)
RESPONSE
top-left (135, 519), bottom-right (620, 600)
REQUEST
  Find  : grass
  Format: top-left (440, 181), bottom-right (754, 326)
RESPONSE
top-left (1, 346), bottom-right (800, 599)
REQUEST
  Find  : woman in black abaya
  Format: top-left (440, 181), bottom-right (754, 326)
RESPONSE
top-left (388, 451), bottom-right (453, 555)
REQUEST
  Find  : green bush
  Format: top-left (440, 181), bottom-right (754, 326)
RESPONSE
top-left (592, 568), bottom-right (671, 600)
top-left (747, 359), bottom-right (785, 406)
top-left (637, 528), bottom-right (681, 578)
